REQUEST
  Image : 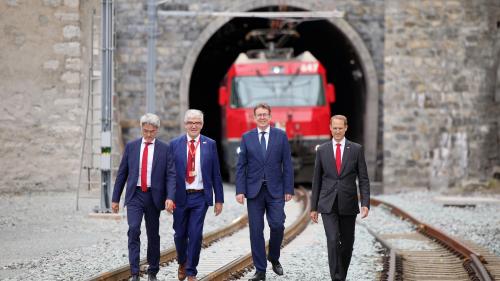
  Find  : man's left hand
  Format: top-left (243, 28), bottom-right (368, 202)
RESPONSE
top-left (360, 206), bottom-right (369, 218)
top-left (214, 203), bottom-right (223, 216)
top-left (285, 194), bottom-right (293, 202)
top-left (165, 199), bottom-right (175, 214)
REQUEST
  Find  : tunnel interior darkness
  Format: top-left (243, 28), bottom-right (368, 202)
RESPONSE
top-left (188, 6), bottom-right (367, 179)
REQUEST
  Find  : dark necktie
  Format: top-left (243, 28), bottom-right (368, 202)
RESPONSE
top-left (260, 132), bottom-right (267, 157)
top-left (336, 143), bottom-right (341, 175)
top-left (186, 139), bottom-right (196, 184)
top-left (141, 142), bottom-right (152, 192)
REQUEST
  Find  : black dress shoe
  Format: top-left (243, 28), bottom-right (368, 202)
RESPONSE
top-left (248, 271), bottom-right (266, 281)
top-left (129, 275), bottom-right (140, 281)
top-left (148, 272), bottom-right (158, 281)
top-left (267, 258), bottom-right (284, 276)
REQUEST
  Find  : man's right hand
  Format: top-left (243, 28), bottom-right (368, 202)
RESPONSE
top-left (111, 202), bottom-right (119, 213)
top-left (310, 211), bottom-right (318, 223)
top-left (164, 199), bottom-right (175, 214)
top-left (236, 194), bottom-right (245, 205)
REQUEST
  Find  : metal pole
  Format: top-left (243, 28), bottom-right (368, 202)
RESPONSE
top-left (76, 8), bottom-right (96, 211)
top-left (99, 0), bottom-right (113, 213)
top-left (146, 0), bottom-right (157, 113)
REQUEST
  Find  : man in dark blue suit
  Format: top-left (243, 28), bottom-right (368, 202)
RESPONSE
top-left (236, 103), bottom-right (294, 281)
top-left (112, 113), bottom-right (176, 281)
top-left (170, 109), bottom-right (224, 281)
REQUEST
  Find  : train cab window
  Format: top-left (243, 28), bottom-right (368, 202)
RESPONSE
top-left (231, 75), bottom-right (325, 108)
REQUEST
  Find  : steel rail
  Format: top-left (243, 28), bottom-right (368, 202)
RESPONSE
top-left (370, 197), bottom-right (492, 281)
top-left (199, 186), bottom-right (311, 281)
top-left (87, 214), bottom-right (248, 281)
top-left (357, 220), bottom-right (397, 281)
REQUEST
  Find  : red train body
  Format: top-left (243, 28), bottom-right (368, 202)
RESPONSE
top-left (219, 51), bottom-right (336, 183)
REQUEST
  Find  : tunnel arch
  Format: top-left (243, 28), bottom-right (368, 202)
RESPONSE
top-left (178, 0), bottom-right (379, 180)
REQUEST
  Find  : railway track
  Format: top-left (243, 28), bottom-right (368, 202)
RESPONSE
top-left (360, 198), bottom-right (500, 281)
top-left (88, 187), bottom-right (310, 281)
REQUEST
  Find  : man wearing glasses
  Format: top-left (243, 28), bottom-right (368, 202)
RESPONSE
top-left (235, 103), bottom-right (294, 281)
top-left (169, 109), bottom-right (224, 281)
top-left (112, 113), bottom-right (176, 281)
top-left (310, 115), bottom-right (370, 281)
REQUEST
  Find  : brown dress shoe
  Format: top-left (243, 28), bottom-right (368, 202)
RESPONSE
top-left (178, 263), bottom-right (187, 280)
top-left (187, 276), bottom-right (197, 281)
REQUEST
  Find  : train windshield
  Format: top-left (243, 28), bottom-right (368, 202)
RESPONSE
top-left (231, 74), bottom-right (325, 108)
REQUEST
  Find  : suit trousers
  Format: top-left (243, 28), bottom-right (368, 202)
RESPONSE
top-left (173, 192), bottom-right (209, 277)
top-left (247, 183), bottom-right (286, 272)
top-left (127, 188), bottom-right (161, 275)
top-left (321, 200), bottom-right (356, 281)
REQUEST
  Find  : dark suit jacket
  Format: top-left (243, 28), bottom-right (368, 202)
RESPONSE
top-left (112, 138), bottom-right (176, 210)
top-left (235, 127), bottom-right (294, 199)
top-left (311, 139), bottom-right (370, 215)
top-left (169, 134), bottom-right (224, 207)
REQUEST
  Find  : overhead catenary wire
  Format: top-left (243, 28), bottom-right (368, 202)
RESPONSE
top-left (157, 10), bottom-right (345, 19)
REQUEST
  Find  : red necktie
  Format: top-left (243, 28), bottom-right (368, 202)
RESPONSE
top-left (141, 142), bottom-right (152, 192)
top-left (186, 139), bottom-right (196, 184)
top-left (336, 143), bottom-right (341, 175)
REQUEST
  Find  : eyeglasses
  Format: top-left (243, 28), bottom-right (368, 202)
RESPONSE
top-left (185, 121), bottom-right (203, 126)
top-left (255, 113), bottom-right (270, 118)
top-left (142, 128), bottom-right (158, 134)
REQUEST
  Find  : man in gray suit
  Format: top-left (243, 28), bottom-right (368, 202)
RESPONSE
top-left (310, 115), bottom-right (370, 281)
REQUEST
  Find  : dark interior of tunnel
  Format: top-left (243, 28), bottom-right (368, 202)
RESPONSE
top-left (188, 6), bottom-right (367, 179)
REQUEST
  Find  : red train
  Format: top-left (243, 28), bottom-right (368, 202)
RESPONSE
top-left (218, 49), bottom-right (336, 183)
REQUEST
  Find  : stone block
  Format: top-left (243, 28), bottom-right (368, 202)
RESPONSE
top-left (50, 125), bottom-right (81, 134)
top-left (61, 71), bottom-right (80, 84)
top-left (54, 12), bottom-right (79, 21)
top-left (42, 87), bottom-right (58, 97)
top-left (63, 25), bottom-right (81, 39)
top-left (53, 42), bottom-right (80, 56)
top-left (6, 0), bottom-right (18, 6)
top-left (64, 0), bottom-right (79, 8)
top-left (42, 0), bottom-right (61, 7)
top-left (54, 98), bottom-right (80, 106)
top-left (65, 58), bottom-right (81, 70)
top-left (39, 15), bottom-right (49, 26)
top-left (65, 88), bottom-right (81, 97)
top-left (43, 60), bottom-right (60, 70)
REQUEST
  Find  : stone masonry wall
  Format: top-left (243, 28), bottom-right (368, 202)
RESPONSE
top-left (383, 0), bottom-right (500, 190)
top-left (114, 0), bottom-right (385, 143)
top-left (0, 0), bottom-right (84, 192)
top-left (0, 0), bottom-right (497, 192)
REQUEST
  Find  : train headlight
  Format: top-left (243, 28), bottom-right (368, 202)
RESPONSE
top-left (236, 147), bottom-right (241, 154)
top-left (271, 65), bottom-right (284, 74)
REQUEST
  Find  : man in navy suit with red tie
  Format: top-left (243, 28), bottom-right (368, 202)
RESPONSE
top-left (170, 109), bottom-right (224, 281)
top-left (310, 115), bottom-right (370, 281)
top-left (112, 113), bottom-right (176, 281)
top-left (236, 103), bottom-right (294, 281)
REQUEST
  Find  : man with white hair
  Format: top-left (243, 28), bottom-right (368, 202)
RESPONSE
top-left (169, 109), bottom-right (224, 281)
top-left (112, 113), bottom-right (176, 281)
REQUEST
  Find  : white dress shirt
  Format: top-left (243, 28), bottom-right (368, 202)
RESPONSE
top-left (257, 126), bottom-right (270, 150)
top-left (185, 134), bottom-right (203, 190)
top-left (332, 137), bottom-right (346, 162)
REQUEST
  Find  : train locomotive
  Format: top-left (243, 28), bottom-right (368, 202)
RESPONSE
top-left (218, 44), bottom-right (336, 184)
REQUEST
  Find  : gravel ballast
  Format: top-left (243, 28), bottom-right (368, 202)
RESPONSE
top-left (1, 188), bottom-right (498, 280)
